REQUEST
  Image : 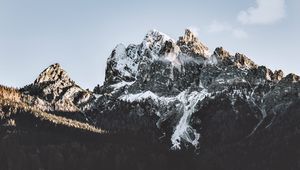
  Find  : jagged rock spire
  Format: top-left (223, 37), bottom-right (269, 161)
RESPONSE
top-left (214, 47), bottom-right (230, 59)
top-left (272, 70), bottom-right (284, 81)
top-left (34, 63), bottom-right (73, 85)
top-left (177, 29), bottom-right (210, 58)
top-left (23, 63), bottom-right (93, 112)
top-left (283, 73), bottom-right (300, 83)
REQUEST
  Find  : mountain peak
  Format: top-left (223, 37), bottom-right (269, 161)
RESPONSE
top-left (140, 29), bottom-right (175, 56)
top-left (24, 63), bottom-right (93, 112)
top-left (183, 29), bottom-right (198, 41)
top-left (214, 47), bottom-right (230, 58)
top-left (177, 29), bottom-right (210, 58)
top-left (283, 73), bottom-right (300, 83)
top-left (34, 63), bottom-right (72, 85)
top-left (144, 29), bottom-right (174, 42)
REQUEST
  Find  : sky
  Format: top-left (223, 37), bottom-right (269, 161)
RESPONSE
top-left (0, 0), bottom-right (299, 89)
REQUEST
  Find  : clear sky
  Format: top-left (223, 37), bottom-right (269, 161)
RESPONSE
top-left (0, 0), bottom-right (299, 89)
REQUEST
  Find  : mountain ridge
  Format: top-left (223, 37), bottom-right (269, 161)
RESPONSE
top-left (94, 29), bottom-right (300, 149)
top-left (0, 29), bottom-right (300, 170)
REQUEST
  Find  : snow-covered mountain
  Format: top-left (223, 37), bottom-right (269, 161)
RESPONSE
top-left (18, 29), bottom-right (300, 150)
top-left (93, 29), bottom-right (300, 149)
top-left (1, 29), bottom-right (300, 170)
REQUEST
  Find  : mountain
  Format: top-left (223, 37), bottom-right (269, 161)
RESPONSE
top-left (96, 29), bottom-right (300, 150)
top-left (1, 29), bottom-right (300, 170)
top-left (20, 63), bottom-right (96, 122)
top-left (0, 85), bottom-right (102, 133)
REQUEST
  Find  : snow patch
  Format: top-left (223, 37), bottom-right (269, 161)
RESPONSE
top-left (119, 89), bottom-right (210, 149)
top-left (110, 44), bottom-right (139, 78)
top-left (120, 91), bottom-right (160, 103)
top-left (141, 29), bottom-right (175, 57)
top-left (110, 81), bottom-right (135, 89)
top-left (205, 55), bottom-right (218, 65)
top-left (171, 89), bottom-right (209, 149)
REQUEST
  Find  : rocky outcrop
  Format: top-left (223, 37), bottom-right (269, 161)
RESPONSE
top-left (177, 29), bottom-right (210, 58)
top-left (272, 70), bottom-right (284, 81)
top-left (21, 63), bottom-right (94, 113)
top-left (214, 47), bottom-right (230, 59)
top-left (234, 53), bottom-right (257, 69)
top-left (34, 63), bottom-right (72, 85)
top-left (283, 73), bottom-right (300, 83)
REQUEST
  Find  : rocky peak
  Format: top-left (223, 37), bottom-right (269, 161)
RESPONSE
top-left (256, 66), bottom-right (273, 81)
top-left (22, 63), bottom-right (94, 113)
top-left (104, 44), bottom-right (138, 85)
top-left (283, 73), bottom-right (300, 83)
top-left (212, 47), bottom-right (235, 66)
top-left (177, 29), bottom-right (210, 58)
top-left (272, 70), bottom-right (284, 81)
top-left (141, 29), bottom-right (175, 56)
top-left (34, 63), bottom-right (73, 86)
top-left (104, 30), bottom-right (182, 86)
top-left (214, 47), bottom-right (230, 59)
top-left (234, 53), bottom-right (257, 69)
top-left (160, 41), bottom-right (179, 54)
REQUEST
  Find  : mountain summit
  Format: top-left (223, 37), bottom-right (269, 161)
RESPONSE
top-left (177, 29), bottom-right (210, 58)
top-left (21, 63), bottom-right (94, 113)
top-left (34, 63), bottom-right (73, 85)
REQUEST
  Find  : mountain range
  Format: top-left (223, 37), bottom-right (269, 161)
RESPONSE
top-left (1, 29), bottom-right (300, 170)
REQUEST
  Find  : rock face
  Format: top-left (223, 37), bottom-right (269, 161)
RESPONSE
top-left (177, 29), bottom-right (210, 58)
top-left (21, 63), bottom-right (94, 113)
top-left (34, 63), bottom-right (72, 85)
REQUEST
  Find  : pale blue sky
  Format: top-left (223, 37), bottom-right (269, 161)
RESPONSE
top-left (0, 0), bottom-right (299, 89)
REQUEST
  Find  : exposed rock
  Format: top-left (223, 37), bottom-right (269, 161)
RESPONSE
top-left (34, 63), bottom-right (73, 85)
top-left (256, 66), bottom-right (273, 81)
top-left (214, 47), bottom-right (230, 59)
top-left (213, 47), bottom-right (234, 66)
top-left (160, 40), bottom-right (180, 57)
top-left (177, 29), bottom-right (210, 58)
top-left (283, 73), bottom-right (300, 83)
top-left (21, 64), bottom-right (94, 113)
top-left (234, 53), bottom-right (257, 69)
top-left (272, 70), bottom-right (284, 81)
